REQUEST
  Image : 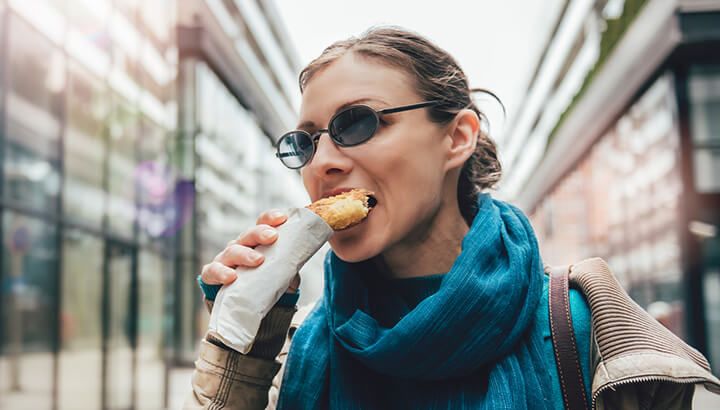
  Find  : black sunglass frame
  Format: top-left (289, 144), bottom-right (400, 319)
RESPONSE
top-left (275, 100), bottom-right (442, 169)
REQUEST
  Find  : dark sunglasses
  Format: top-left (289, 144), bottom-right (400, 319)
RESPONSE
top-left (275, 100), bottom-right (441, 169)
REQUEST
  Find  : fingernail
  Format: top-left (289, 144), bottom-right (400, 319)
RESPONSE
top-left (249, 251), bottom-right (263, 262)
top-left (270, 210), bottom-right (285, 219)
top-left (260, 229), bottom-right (277, 240)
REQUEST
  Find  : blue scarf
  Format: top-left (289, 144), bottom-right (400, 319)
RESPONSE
top-left (278, 194), bottom-right (555, 409)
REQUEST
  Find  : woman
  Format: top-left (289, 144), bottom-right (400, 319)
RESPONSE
top-left (186, 27), bottom-right (717, 410)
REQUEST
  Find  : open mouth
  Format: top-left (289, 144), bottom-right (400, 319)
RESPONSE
top-left (367, 195), bottom-right (378, 209)
top-left (319, 188), bottom-right (378, 209)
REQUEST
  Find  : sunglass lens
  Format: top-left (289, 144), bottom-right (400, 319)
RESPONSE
top-left (277, 131), bottom-right (314, 168)
top-left (329, 106), bottom-right (378, 146)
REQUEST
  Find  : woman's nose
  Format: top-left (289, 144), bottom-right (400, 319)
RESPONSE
top-left (308, 133), bottom-right (353, 177)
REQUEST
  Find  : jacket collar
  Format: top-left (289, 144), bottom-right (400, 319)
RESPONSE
top-left (567, 258), bottom-right (720, 409)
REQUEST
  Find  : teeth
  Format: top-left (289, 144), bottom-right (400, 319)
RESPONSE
top-left (306, 188), bottom-right (376, 230)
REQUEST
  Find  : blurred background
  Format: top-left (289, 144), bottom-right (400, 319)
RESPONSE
top-left (0, 0), bottom-right (717, 409)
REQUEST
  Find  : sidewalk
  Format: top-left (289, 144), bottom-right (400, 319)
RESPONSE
top-left (168, 367), bottom-right (194, 410)
top-left (165, 364), bottom-right (720, 410)
top-left (3, 356), bottom-right (718, 409)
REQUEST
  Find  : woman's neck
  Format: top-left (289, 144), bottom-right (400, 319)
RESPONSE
top-left (379, 198), bottom-right (470, 279)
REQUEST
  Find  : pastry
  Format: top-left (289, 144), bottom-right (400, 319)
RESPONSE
top-left (306, 188), bottom-right (376, 230)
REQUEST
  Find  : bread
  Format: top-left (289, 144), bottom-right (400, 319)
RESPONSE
top-left (306, 188), bottom-right (376, 230)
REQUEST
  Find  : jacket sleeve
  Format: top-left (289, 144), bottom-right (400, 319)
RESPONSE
top-left (183, 301), bottom-right (296, 410)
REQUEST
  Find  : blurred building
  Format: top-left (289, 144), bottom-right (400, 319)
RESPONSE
top-left (0, 1), bottom-right (311, 409)
top-left (498, 0), bottom-right (720, 375)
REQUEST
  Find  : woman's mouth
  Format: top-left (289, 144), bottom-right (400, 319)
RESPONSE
top-left (367, 195), bottom-right (378, 208)
top-left (306, 188), bottom-right (377, 230)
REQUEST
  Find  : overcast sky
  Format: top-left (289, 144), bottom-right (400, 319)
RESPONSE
top-left (274, 0), bottom-right (564, 141)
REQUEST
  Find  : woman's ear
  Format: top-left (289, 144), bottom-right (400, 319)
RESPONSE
top-left (443, 109), bottom-right (480, 172)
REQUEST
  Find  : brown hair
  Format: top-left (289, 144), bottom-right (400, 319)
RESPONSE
top-left (299, 26), bottom-right (502, 225)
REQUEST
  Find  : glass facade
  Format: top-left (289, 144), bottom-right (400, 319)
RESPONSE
top-left (3, 14), bottom-right (63, 214)
top-left (0, 213), bottom-right (58, 410)
top-left (136, 248), bottom-right (167, 410)
top-left (64, 63), bottom-right (108, 228)
top-left (688, 64), bottom-right (720, 374)
top-left (194, 61), bottom-right (261, 261)
top-left (689, 65), bottom-right (720, 193)
top-left (530, 74), bottom-right (687, 338)
top-left (0, 2), bottom-right (176, 409)
top-left (703, 237), bottom-right (720, 382)
top-left (107, 96), bottom-right (139, 239)
top-left (530, 62), bottom-right (720, 370)
top-left (174, 59), bottom-right (313, 361)
top-left (58, 229), bottom-right (103, 410)
top-left (0, 0), bottom-right (308, 407)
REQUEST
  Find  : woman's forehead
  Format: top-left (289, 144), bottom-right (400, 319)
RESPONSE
top-left (299, 54), bottom-right (418, 121)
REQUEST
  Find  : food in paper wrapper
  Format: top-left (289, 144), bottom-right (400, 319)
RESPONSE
top-left (206, 189), bottom-right (375, 353)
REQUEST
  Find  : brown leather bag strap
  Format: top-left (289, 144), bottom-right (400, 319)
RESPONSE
top-left (547, 265), bottom-right (589, 410)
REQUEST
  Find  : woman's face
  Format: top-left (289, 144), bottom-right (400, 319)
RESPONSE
top-left (299, 52), bottom-right (452, 262)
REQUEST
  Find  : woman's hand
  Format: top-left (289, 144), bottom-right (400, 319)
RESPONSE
top-left (200, 209), bottom-right (301, 293)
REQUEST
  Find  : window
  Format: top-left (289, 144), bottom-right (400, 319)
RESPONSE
top-left (114, 0), bottom-right (141, 21)
top-left (530, 74), bottom-right (687, 338)
top-left (704, 266), bottom-right (720, 373)
top-left (689, 64), bottom-right (720, 193)
top-left (58, 229), bottom-right (103, 410)
top-left (66, 0), bottom-right (112, 57)
top-left (104, 242), bottom-right (134, 410)
top-left (136, 249), bottom-right (166, 409)
top-left (138, 0), bottom-right (173, 45)
top-left (137, 117), bottom-right (174, 242)
top-left (194, 62), bottom-right (259, 247)
top-left (0, 3), bottom-right (4, 144)
top-left (0, 212), bottom-right (58, 410)
top-left (107, 97), bottom-right (139, 239)
top-left (64, 64), bottom-right (109, 227)
top-left (3, 16), bottom-right (63, 212)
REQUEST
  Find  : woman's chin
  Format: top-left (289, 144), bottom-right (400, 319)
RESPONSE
top-left (329, 226), bottom-right (382, 263)
top-left (328, 204), bottom-right (384, 262)
top-left (329, 237), bottom-right (376, 262)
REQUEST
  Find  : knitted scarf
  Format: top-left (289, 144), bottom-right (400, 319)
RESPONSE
top-left (278, 194), bottom-right (554, 409)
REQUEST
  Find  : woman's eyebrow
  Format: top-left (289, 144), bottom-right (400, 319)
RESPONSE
top-left (335, 97), bottom-right (389, 112)
top-left (296, 120), bottom-right (316, 131)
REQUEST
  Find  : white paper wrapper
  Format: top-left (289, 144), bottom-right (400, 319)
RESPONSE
top-left (207, 207), bottom-right (333, 353)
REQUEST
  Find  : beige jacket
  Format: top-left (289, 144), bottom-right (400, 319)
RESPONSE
top-left (184, 258), bottom-right (720, 409)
